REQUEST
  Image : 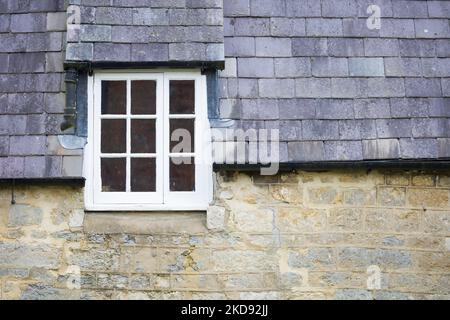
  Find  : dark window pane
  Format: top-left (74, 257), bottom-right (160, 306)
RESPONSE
top-left (131, 158), bottom-right (156, 192)
top-left (101, 158), bottom-right (126, 192)
top-left (102, 81), bottom-right (126, 115)
top-left (170, 157), bottom-right (195, 192)
top-left (102, 119), bottom-right (126, 153)
top-left (170, 80), bottom-right (195, 114)
top-left (131, 120), bottom-right (156, 154)
top-left (132, 80), bottom-right (156, 115)
top-left (170, 119), bottom-right (195, 153)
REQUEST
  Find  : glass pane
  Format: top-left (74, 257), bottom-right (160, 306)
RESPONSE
top-left (102, 119), bottom-right (126, 154)
top-left (101, 158), bottom-right (126, 192)
top-left (170, 80), bottom-right (195, 114)
top-left (131, 120), bottom-right (156, 154)
top-left (131, 158), bottom-right (156, 192)
top-left (132, 80), bottom-right (156, 115)
top-left (102, 81), bottom-right (126, 115)
top-left (170, 157), bottom-right (195, 192)
top-left (170, 119), bottom-right (195, 153)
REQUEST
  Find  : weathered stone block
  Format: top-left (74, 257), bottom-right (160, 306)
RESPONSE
top-left (378, 187), bottom-right (406, 207)
top-left (287, 248), bottom-right (335, 269)
top-left (8, 204), bottom-right (43, 226)
top-left (0, 243), bottom-right (60, 269)
top-left (407, 189), bottom-right (449, 208)
top-left (327, 208), bottom-right (364, 231)
top-left (207, 205), bottom-right (226, 230)
top-left (277, 208), bottom-right (326, 232)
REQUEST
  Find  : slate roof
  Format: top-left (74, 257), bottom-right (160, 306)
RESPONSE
top-left (0, 0), bottom-right (449, 179)
top-left (216, 0), bottom-right (450, 163)
top-left (65, 0), bottom-right (225, 64)
top-left (0, 0), bottom-right (73, 179)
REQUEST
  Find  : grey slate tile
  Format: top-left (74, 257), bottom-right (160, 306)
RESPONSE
top-left (405, 78), bottom-right (442, 97)
top-left (328, 38), bottom-right (364, 57)
top-left (400, 138), bottom-right (439, 159)
top-left (392, 1), bottom-right (428, 18)
top-left (312, 57), bottom-right (349, 77)
top-left (9, 136), bottom-right (46, 156)
top-left (367, 78), bottom-right (405, 98)
top-left (443, 79), bottom-right (450, 97)
top-left (250, 0), bottom-right (286, 17)
top-left (288, 141), bottom-right (324, 162)
top-left (66, 43), bottom-right (93, 61)
top-left (376, 119), bottom-right (412, 138)
top-left (412, 119), bottom-right (450, 138)
top-left (224, 0), bottom-right (251, 17)
top-left (339, 120), bottom-right (377, 140)
top-left (1, 157), bottom-right (25, 178)
top-left (399, 39), bottom-right (436, 57)
top-left (278, 99), bottom-right (317, 120)
top-left (362, 139), bottom-right (400, 160)
top-left (380, 19), bottom-right (415, 38)
top-left (234, 18), bottom-right (270, 36)
top-left (224, 37), bottom-right (255, 57)
top-left (384, 58), bottom-right (422, 77)
top-left (306, 18), bottom-right (343, 37)
top-left (331, 78), bottom-right (368, 98)
top-left (302, 120), bottom-right (339, 140)
top-left (364, 39), bottom-right (399, 57)
top-left (285, 0), bottom-right (321, 18)
top-left (10, 13), bottom-right (46, 33)
top-left (94, 43), bottom-right (131, 62)
top-left (292, 38), bottom-right (328, 57)
top-left (428, 98), bottom-right (450, 117)
top-left (415, 19), bottom-right (450, 38)
top-left (354, 99), bottom-right (391, 119)
top-left (316, 99), bottom-right (355, 120)
top-left (390, 98), bottom-right (430, 118)
top-left (241, 99), bottom-right (279, 120)
top-left (270, 18), bottom-right (305, 37)
top-left (322, 0), bottom-right (358, 17)
top-left (131, 43), bottom-right (169, 62)
top-left (349, 58), bottom-right (384, 77)
top-left (238, 58), bottom-right (274, 78)
top-left (255, 37), bottom-right (292, 57)
top-left (438, 138), bottom-right (450, 158)
top-left (324, 140), bottom-right (363, 161)
top-left (428, 1), bottom-right (450, 18)
top-left (0, 136), bottom-right (9, 156)
top-left (259, 79), bottom-right (295, 98)
top-left (8, 53), bottom-right (45, 73)
top-left (296, 78), bottom-right (331, 98)
top-left (0, 54), bottom-right (8, 73)
top-left (436, 39), bottom-right (450, 57)
top-left (274, 58), bottom-right (311, 78)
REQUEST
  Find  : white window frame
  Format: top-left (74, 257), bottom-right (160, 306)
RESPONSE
top-left (84, 70), bottom-right (213, 211)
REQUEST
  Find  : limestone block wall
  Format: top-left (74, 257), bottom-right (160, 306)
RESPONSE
top-left (0, 170), bottom-right (449, 300)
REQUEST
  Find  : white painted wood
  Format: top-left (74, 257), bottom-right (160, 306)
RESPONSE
top-left (85, 70), bottom-right (212, 211)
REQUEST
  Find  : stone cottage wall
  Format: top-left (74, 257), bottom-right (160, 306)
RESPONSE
top-left (0, 170), bottom-right (449, 300)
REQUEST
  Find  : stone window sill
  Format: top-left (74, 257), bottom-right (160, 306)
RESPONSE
top-left (83, 212), bottom-right (207, 235)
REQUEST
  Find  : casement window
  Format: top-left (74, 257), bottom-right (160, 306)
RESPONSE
top-left (84, 70), bottom-right (213, 211)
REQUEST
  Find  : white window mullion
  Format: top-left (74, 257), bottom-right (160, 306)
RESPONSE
top-left (162, 74), bottom-right (169, 204)
top-left (126, 79), bottom-right (131, 193)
